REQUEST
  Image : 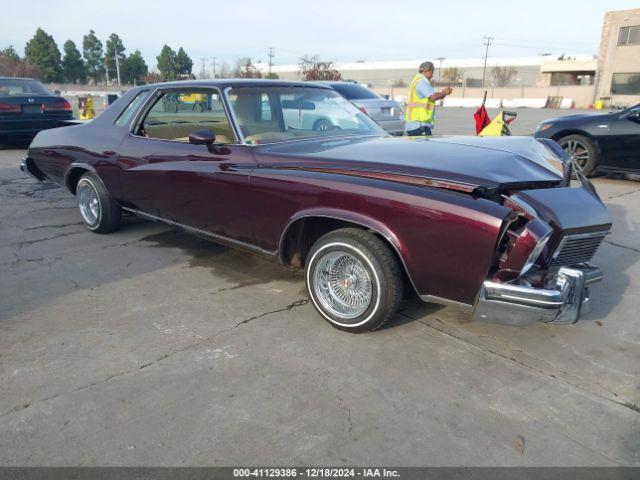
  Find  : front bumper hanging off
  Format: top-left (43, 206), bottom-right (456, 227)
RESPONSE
top-left (473, 265), bottom-right (602, 326)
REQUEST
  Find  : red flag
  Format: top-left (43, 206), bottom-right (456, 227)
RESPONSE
top-left (474, 103), bottom-right (491, 135)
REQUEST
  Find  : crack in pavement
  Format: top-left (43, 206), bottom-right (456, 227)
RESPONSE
top-left (24, 222), bottom-right (82, 231)
top-left (235, 299), bottom-right (309, 327)
top-left (0, 298), bottom-right (310, 420)
top-left (605, 187), bottom-right (640, 200)
top-left (402, 314), bottom-right (640, 417)
top-left (603, 239), bottom-right (640, 255)
top-left (337, 395), bottom-right (354, 435)
top-left (14, 230), bottom-right (84, 248)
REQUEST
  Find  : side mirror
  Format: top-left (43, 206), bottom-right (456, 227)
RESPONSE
top-left (188, 128), bottom-right (216, 145)
top-left (628, 110), bottom-right (640, 123)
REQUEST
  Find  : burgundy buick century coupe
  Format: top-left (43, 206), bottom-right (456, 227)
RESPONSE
top-left (21, 80), bottom-right (611, 332)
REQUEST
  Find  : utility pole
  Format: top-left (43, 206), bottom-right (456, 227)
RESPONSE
top-left (104, 57), bottom-right (110, 85)
top-left (200, 57), bottom-right (206, 79)
top-left (268, 47), bottom-right (275, 76)
top-left (435, 57), bottom-right (445, 86)
top-left (481, 35), bottom-right (493, 89)
top-left (115, 52), bottom-right (121, 86)
top-left (211, 57), bottom-right (217, 78)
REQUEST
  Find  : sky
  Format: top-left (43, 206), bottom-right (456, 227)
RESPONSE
top-left (2, 0), bottom-right (640, 72)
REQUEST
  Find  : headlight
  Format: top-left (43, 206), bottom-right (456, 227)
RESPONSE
top-left (535, 123), bottom-right (553, 133)
top-left (521, 231), bottom-right (552, 275)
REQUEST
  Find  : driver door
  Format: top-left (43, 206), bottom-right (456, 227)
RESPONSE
top-left (117, 87), bottom-right (258, 245)
top-left (600, 107), bottom-right (640, 172)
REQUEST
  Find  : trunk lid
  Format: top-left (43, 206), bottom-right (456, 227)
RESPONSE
top-left (0, 95), bottom-right (70, 117)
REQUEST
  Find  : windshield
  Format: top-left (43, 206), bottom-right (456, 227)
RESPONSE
top-left (227, 86), bottom-right (387, 144)
top-left (0, 78), bottom-right (51, 96)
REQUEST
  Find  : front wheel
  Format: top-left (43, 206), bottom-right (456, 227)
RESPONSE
top-left (77, 171), bottom-right (121, 233)
top-left (305, 228), bottom-right (403, 332)
top-left (557, 134), bottom-right (598, 177)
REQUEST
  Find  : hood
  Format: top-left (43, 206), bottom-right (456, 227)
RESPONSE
top-left (541, 111), bottom-right (614, 124)
top-left (256, 135), bottom-right (565, 195)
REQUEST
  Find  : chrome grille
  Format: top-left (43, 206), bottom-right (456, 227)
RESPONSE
top-left (551, 232), bottom-right (608, 266)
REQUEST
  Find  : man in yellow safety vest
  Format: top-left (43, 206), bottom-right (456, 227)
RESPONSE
top-left (405, 61), bottom-right (453, 136)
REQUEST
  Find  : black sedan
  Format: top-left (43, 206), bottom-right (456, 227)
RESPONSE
top-left (533, 104), bottom-right (640, 176)
top-left (0, 77), bottom-right (73, 145)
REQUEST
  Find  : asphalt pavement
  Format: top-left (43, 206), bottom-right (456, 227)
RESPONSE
top-left (0, 109), bottom-right (639, 466)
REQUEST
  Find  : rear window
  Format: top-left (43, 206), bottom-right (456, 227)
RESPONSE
top-left (0, 78), bottom-right (51, 96)
top-left (331, 83), bottom-right (379, 100)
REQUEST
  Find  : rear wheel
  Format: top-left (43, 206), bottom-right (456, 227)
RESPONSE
top-left (305, 228), bottom-right (403, 332)
top-left (557, 134), bottom-right (597, 176)
top-left (312, 118), bottom-right (335, 131)
top-left (77, 172), bottom-right (121, 233)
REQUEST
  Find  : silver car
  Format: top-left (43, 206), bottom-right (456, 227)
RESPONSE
top-left (319, 81), bottom-right (405, 135)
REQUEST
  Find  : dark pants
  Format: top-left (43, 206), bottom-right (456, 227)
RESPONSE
top-left (406, 125), bottom-right (432, 136)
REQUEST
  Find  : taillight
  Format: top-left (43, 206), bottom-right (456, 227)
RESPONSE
top-left (0, 102), bottom-right (21, 114)
top-left (43, 100), bottom-right (72, 113)
top-left (358, 106), bottom-right (367, 114)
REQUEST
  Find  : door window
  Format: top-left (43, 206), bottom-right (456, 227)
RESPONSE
top-left (137, 89), bottom-right (237, 144)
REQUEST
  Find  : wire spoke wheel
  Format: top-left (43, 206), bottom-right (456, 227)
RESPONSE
top-left (312, 250), bottom-right (373, 320)
top-left (78, 180), bottom-right (100, 227)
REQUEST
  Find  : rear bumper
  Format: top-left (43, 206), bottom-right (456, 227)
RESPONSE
top-left (473, 265), bottom-right (602, 326)
top-left (0, 116), bottom-right (71, 136)
top-left (20, 157), bottom-right (45, 181)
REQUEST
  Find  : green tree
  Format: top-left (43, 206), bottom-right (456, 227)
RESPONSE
top-left (156, 45), bottom-right (177, 81)
top-left (265, 72), bottom-right (279, 79)
top-left (24, 28), bottom-right (62, 82)
top-left (175, 47), bottom-right (193, 76)
top-left (121, 50), bottom-right (148, 85)
top-left (61, 40), bottom-right (85, 83)
top-left (82, 29), bottom-right (103, 84)
top-left (104, 33), bottom-right (125, 83)
top-left (1, 46), bottom-right (20, 63)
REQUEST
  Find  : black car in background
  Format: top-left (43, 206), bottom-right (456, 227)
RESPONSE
top-left (533, 103), bottom-right (640, 176)
top-left (0, 77), bottom-right (73, 145)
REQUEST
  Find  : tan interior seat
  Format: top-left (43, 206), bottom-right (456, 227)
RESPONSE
top-left (144, 114), bottom-right (236, 144)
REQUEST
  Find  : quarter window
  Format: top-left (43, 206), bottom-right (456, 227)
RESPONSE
top-left (618, 25), bottom-right (640, 45)
top-left (114, 90), bottom-right (149, 127)
top-left (137, 89), bottom-right (237, 144)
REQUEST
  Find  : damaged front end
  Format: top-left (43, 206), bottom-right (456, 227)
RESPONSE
top-left (474, 155), bottom-right (611, 326)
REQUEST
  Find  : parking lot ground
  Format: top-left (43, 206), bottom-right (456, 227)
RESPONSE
top-left (1, 117), bottom-right (640, 465)
top-left (433, 107), bottom-right (592, 136)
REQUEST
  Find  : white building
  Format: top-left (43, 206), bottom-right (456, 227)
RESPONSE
top-left (257, 54), bottom-right (597, 89)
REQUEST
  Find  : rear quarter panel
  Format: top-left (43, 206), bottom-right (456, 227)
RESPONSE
top-left (27, 88), bottom-right (144, 195)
